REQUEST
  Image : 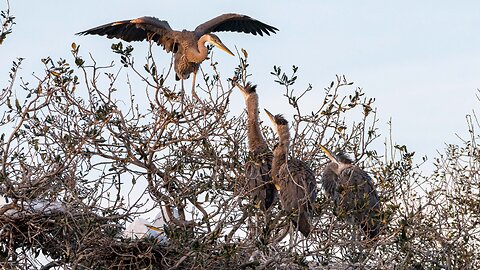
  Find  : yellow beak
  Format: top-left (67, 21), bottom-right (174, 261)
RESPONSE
top-left (145, 224), bottom-right (163, 232)
top-left (234, 81), bottom-right (248, 95)
top-left (264, 109), bottom-right (276, 124)
top-left (212, 40), bottom-right (235, 56)
top-left (319, 144), bottom-right (340, 165)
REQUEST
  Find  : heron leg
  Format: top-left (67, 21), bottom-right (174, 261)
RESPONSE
top-left (191, 70), bottom-right (198, 98)
top-left (180, 79), bottom-right (185, 111)
top-left (191, 68), bottom-right (204, 106)
top-left (263, 212), bottom-right (271, 242)
top-left (349, 226), bottom-right (365, 264)
top-left (251, 213), bottom-right (258, 240)
top-left (288, 224), bottom-right (294, 251)
top-left (191, 68), bottom-right (207, 121)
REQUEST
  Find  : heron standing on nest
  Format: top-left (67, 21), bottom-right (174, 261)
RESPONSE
top-left (264, 109), bottom-right (317, 237)
top-left (77, 14), bottom-right (278, 97)
top-left (319, 145), bottom-right (382, 238)
top-left (235, 82), bottom-right (276, 212)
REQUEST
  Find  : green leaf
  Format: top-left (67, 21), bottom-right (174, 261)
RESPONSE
top-left (75, 57), bottom-right (85, 67)
top-left (15, 98), bottom-right (21, 112)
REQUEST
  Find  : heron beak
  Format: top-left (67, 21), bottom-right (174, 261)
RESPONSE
top-left (145, 224), bottom-right (163, 232)
top-left (319, 144), bottom-right (340, 165)
top-left (264, 109), bottom-right (276, 124)
top-left (234, 82), bottom-right (248, 97)
top-left (212, 40), bottom-right (235, 56)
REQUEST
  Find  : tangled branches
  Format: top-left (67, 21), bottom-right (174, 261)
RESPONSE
top-left (0, 40), bottom-right (479, 269)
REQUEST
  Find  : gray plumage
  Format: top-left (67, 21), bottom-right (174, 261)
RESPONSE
top-left (236, 83), bottom-right (276, 211)
top-left (265, 110), bottom-right (317, 237)
top-left (320, 147), bottom-right (382, 238)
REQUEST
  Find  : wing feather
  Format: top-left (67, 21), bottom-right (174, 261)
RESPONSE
top-left (278, 159), bottom-right (317, 213)
top-left (76, 16), bottom-right (177, 52)
top-left (194, 13), bottom-right (278, 36)
top-left (244, 151), bottom-right (275, 211)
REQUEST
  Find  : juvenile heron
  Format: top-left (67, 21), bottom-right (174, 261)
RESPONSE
top-left (77, 14), bottom-right (278, 95)
top-left (319, 145), bottom-right (382, 238)
top-left (235, 82), bottom-right (276, 211)
top-left (264, 109), bottom-right (317, 237)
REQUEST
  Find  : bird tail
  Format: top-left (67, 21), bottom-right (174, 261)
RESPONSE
top-left (292, 211), bottom-right (312, 237)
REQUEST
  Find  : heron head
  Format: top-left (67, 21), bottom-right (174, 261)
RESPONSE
top-left (336, 152), bottom-right (354, 164)
top-left (205, 33), bottom-right (235, 56)
top-left (264, 109), bottom-right (288, 128)
top-left (264, 109), bottom-right (289, 140)
top-left (319, 145), bottom-right (340, 165)
top-left (234, 82), bottom-right (257, 99)
top-left (319, 146), bottom-right (356, 175)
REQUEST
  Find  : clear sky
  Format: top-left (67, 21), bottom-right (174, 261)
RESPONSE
top-left (2, 1), bottom-right (479, 172)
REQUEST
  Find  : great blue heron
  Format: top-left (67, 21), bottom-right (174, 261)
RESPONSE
top-left (235, 82), bottom-right (276, 211)
top-left (264, 109), bottom-right (317, 237)
top-left (319, 145), bottom-right (382, 238)
top-left (77, 14), bottom-right (278, 95)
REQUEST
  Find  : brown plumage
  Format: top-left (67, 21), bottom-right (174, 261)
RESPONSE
top-left (77, 14), bottom-right (278, 83)
top-left (265, 110), bottom-right (317, 237)
top-left (235, 82), bottom-right (276, 211)
top-left (319, 146), bottom-right (382, 238)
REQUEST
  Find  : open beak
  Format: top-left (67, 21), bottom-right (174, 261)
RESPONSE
top-left (264, 109), bottom-right (276, 125)
top-left (212, 40), bottom-right (235, 56)
top-left (319, 144), bottom-right (340, 165)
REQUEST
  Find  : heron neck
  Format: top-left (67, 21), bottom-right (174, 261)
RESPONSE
top-left (245, 94), bottom-right (268, 152)
top-left (271, 128), bottom-right (290, 181)
top-left (186, 35), bottom-right (209, 63)
top-left (337, 163), bottom-right (353, 175)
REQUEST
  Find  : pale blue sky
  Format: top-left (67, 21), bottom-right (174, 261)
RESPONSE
top-left (2, 1), bottom-right (479, 172)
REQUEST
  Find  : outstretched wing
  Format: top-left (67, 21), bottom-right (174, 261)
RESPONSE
top-left (194, 13), bottom-right (278, 37)
top-left (76, 16), bottom-right (177, 52)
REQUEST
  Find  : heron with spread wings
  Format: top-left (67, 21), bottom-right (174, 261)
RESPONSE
top-left (319, 145), bottom-right (382, 239)
top-left (77, 14), bottom-right (278, 95)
